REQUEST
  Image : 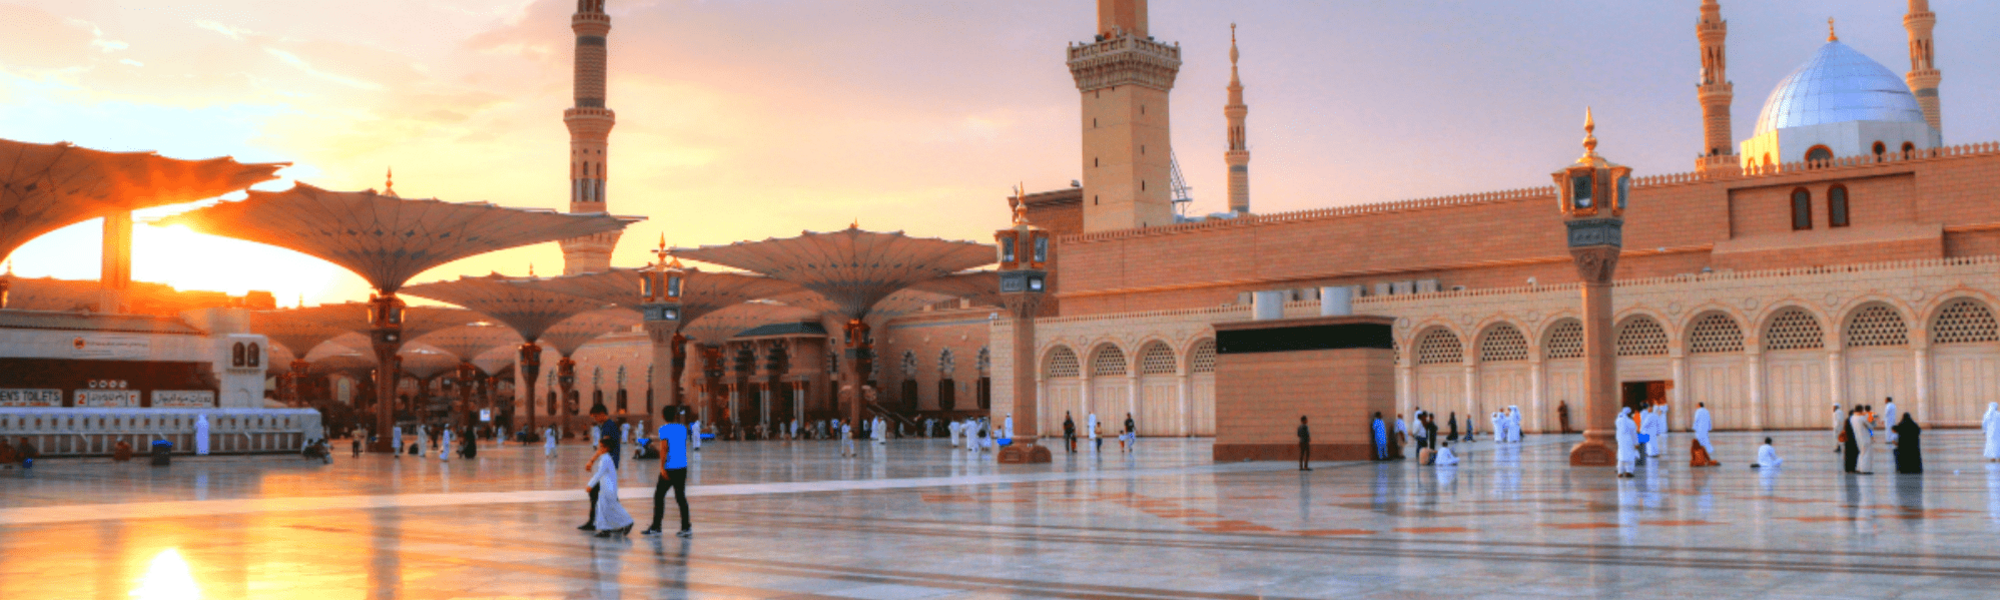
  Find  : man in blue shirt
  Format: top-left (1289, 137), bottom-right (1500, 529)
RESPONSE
top-left (643, 405), bottom-right (694, 537)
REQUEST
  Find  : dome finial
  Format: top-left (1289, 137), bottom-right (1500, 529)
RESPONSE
top-left (384, 167), bottom-right (397, 197)
top-left (1828, 17), bottom-right (1838, 42)
top-left (1582, 107), bottom-right (1598, 158)
top-left (1229, 23), bottom-right (1239, 65)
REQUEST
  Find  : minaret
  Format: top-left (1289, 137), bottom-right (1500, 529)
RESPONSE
top-left (1223, 24), bottom-right (1250, 215)
top-left (1904, 0), bottom-right (1943, 137)
top-left (1695, 0), bottom-right (1736, 175)
top-left (559, 0), bottom-right (621, 275)
top-left (1069, 0), bottom-right (1181, 233)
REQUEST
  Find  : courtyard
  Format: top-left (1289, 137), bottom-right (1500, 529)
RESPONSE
top-left (4, 431), bottom-right (1998, 599)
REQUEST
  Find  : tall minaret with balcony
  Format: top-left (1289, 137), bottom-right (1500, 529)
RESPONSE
top-left (1695, 0), bottom-right (1737, 175)
top-left (560, 0), bottom-right (621, 275)
top-left (1069, 0), bottom-right (1181, 233)
top-left (1223, 24), bottom-right (1250, 215)
top-left (1905, 0), bottom-right (1943, 138)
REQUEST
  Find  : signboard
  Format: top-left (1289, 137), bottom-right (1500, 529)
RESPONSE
top-left (152, 390), bottom-right (216, 408)
top-left (75, 389), bottom-right (141, 407)
top-left (0, 389), bottom-right (62, 407)
top-left (71, 335), bottom-right (153, 359)
top-left (479, 409), bottom-right (492, 422)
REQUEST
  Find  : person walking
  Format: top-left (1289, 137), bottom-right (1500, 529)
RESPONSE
top-left (644, 406), bottom-right (694, 538)
top-left (584, 437), bottom-right (634, 538)
top-left (1296, 416), bottom-right (1312, 472)
top-left (1063, 412), bottom-right (1078, 454)
top-left (544, 426), bottom-right (558, 459)
top-left (577, 404), bottom-right (621, 532)
top-left (1122, 413), bottom-right (1137, 452)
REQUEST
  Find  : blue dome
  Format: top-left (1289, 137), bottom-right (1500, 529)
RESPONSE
top-left (1753, 41), bottom-right (1926, 135)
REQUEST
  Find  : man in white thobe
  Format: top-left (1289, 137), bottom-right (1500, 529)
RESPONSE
top-left (414, 425), bottom-right (427, 457)
top-left (543, 427), bottom-right (557, 458)
top-left (1509, 406), bottom-right (1524, 442)
top-left (194, 414), bottom-right (212, 456)
top-left (1851, 408), bottom-right (1876, 474)
top-left (439, 428), bottom-right (452, 462)
top-left (1394, 415), bottom-right (1409, 448)
top-left (1004, 415), bottom-right (1015, 441)
top-left (621, 422), bottom-right (632, 445)
top-left (1087, 413), bottom-right (1099, 451)
top-left (1751, 437), bottom-right (1783, 469)
top-left (1982, 403), bottom-right (2000, 463)
top-left (1832, 404), bottom-right (1845, 453)
top-left (1883, 399), bottom-right (1900, 444)
top-left (1434, 443), bottom-right (1459, 466)
top-left (1692, 403), bottom-right (1715, 456)
top-left (947, 419), bottom-right (961, 448)
top-left (1640, 406), bottom-right (1662, 458)
top-left (392, 426), bottom-right (404, 459)
top-left (1614, 407), bottom-right (1638, 477)
top-left (692, 419), bottom-right (703, 451)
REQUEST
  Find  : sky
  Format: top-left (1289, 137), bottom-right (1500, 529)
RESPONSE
top-left (3, 0), bottom-right (1997, 306)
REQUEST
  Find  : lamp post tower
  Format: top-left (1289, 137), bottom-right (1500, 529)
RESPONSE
top-left (995, 189), bottom-right (1054, 464)
top-left (1553, 110), bottom-right (1631, 467)
top-left (641, 237), bottom-right (686, 418)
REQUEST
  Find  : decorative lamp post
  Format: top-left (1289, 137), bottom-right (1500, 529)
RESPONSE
top-left (642, 237), bottom-right (686, 417)
top-left (368, 293), bottom-right (406, 449)
top-left (1554, 109), bottom-right (1632, 467)
top-left (996, 186), bottom-right (1054, 464)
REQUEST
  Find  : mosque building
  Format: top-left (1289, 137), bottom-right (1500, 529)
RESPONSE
top-left (840, 0), bottom-right (2000, 438)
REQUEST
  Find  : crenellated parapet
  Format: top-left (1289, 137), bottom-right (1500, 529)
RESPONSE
top-left (1067, 34), bottom-right (1182, 93)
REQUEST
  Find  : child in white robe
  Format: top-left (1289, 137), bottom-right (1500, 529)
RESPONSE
top-left (1751, 437), bottom-right (1783, 469)
top-left (586, 439), bottom-right (634, 537)
top-left (544, 427), bottom-right (558, 458)
top-left (1434, 442), bottom-right (1459, 466)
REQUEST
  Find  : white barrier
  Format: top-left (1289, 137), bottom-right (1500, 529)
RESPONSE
top-left (0, 408), bottom-right (323, 457)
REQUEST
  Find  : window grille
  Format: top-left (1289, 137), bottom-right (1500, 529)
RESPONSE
top-left (1844, 304), bottom-right (1909, 348)
top-left (939, 349), bottom-right (956, 377)
top-left (976, 347), bottom-right (991, 374)
top-left (1616, 316), bottom-right (1669, 356)
top-left (1189, 339), bottom-right (1217, 374)
top-left (1044, 346), bottom-right (1080, 378)
top-left (900, 350), bottom-right (918, 378)
top-left (1090, 345), bottom-right (1128, 377)
top-left (1764, 308), bottom-right (1825, 351)
top-left (1415, 328), bottom-right (1464, 365)
top-left (1139, 342), bottom-right (1177, 375)
top-left (1686, 313), bottom-right (1745, 354)
top-left (1932, 298), bottom-right (2000, 345)
top-left (1544, 320), bottom-right (1585, 360)
top-left (1478, 324), bottom-right (1529, 362)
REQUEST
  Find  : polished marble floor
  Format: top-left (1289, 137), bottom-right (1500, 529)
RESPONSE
top-left (3, 429), bottom-right (1999, 599)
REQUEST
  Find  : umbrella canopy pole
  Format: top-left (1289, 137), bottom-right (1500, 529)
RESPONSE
top-left (519, 342), bottom-right (542, 436)
top-left (368, 293), bottom-right (407, 453)
top-left (98, 211), bottom-right (133, 314)
top-left (843, 320), bottom-right (873, 427)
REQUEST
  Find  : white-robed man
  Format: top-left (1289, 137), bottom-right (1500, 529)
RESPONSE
top-left (1615, 407), bottom-right (1638, 477)
top-left (1831, 404), bottom-right (1845, 453)
top-left (1394, 415), bottom-right (1409, 448)
top-left (621, 422), bottom-right (632, 445)
top-left (543, 427), bottom-right (558, 458)
top-left (413, 424), bottom-right (427, 457)
top-left (691, 419), bottom-right (703, 451)
top-left (1751, 437), bottom-right (1784, 469)
top-left (1851, 407), bottom-right (1876, 474)
top-left (392, 426), bottom-right (403, 459)
top-left (1087, 413), bottom-right (1099, 450)
top-left (439, 428), bottom-right (452, 463)
top-left (1434, 442), bottom-right (1459, 466)
top-left (1692, 402), bottom-right (1715, 456)
top-left (839, 419), bottom-right (855, 457)
top-left (1982, 403), bottom-right (2000, 463)
top-left (194, 414), bottom-right (212, 456)
top-left (1883, 399), bottom-right (1900, 444)
top-left (947, 419), bottom-right (961, 448)
top-left (1508, 406), bottom-right (1524, 442)
top-left (1004, 414), bottom-right (1015, 442)
top-left (1639, 406), bottom-right (1662, 458)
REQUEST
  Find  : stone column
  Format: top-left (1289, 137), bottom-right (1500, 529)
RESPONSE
top-left (1912, 343), bottom-right (1930, 421)
top-left (1746, 350), bottom-right (1764, 430)
top-left (1826, 348), bottom-right (1845, 415)
top-left (1568, 241), bottom-right (1620, 466)
top-left (1462, 362), bottom-right (1478, 422)
top-left (1669, 350), bottom-right (1687, 431)
top-left (1528, 358), bottom-right (1545, 433)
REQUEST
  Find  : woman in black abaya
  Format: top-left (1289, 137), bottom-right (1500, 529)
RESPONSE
top-left (1841, 409), bottom-right (1861, 473)
top-left (1893, 413), bottom-right (1923, 474)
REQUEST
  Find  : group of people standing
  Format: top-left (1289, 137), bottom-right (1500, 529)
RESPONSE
top-left (1058, 412), bottom-right (1138, 454)
top-left (1834, 400), bottom-right (1927, 475)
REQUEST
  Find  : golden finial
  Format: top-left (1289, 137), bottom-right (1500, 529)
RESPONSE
top-left (652, 234), bottom-right (682, 269)
top-left (850, 219), bottom-right (860, 229)
top-left (1229, 23), bottom-right (1239, 65)
top-left (1582, 107), bottom-right (1598, 158)
top-left (1828, 17), bottom-right (1838, 42)
top-left (1011, 182), bottom-right (1031, 225)
top-left (527, 263), bottom-right (535, 278)
top-left (384, 167), bottom-right (396, 197)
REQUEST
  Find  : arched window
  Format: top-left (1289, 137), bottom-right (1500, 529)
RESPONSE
top-left (1902, 142), bottom-right (1917, 158)
top-left (1764, 308), bottom-right (1825, 351)
top-left (1414, 328), bottom-right (1464, 365)
top-left (1762, 154), bottom-right (1773, 168)
top-left (247, 343), bottom-right (261, 368)
top-left (232, 342), bottom-right (246, 367)
top-left (1089, 345), bottom-right (1128, 377)
top-left (1932, 298), bottom-right (2000, 345)
top-left (1872, 141), bottom-right (1887, 159)
top-left (1686, 313), bottom-right (1745, 354)
top-left (1828, 185), bottom-right (1850, 228)
top-left (1138, 341), bottom-right (1177, 375)
top-left (1805, 145), bottom-right (1834, 163)
top-left (1543, 320), bottom-right (1584, 360)
top-left (1188, 339), bottom-right (1217, 374)
top-left (1844, 304), bottom-right (1910, 348)
top-left (1044, 347), bottom-right (1080, 379)
top-left (1615, 316), bottom-right (1669, 357)
top-left (1477, 324), bottom-right (1528, 362)
top-left (1791, 188), bottom-right (1813, 231)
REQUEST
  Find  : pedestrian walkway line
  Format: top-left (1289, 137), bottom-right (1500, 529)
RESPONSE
top-left (0, 460), bottom-right (1300, 526)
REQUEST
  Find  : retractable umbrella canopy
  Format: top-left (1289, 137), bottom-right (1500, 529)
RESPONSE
top-left (155, 183), bottom-right (639, 293)
top-left (680, 301), bottom-right (821, 345)
top-left (249, 310), bottom-right (354, 360)
top-left (417, 322), bottom-right (523, 363)
top-left (403, 274), bottom-right (611, 343)
top-left (675, 226), bottom-right (994, 320)
top-left (0, 138), bottom-right (286, 263)
top-left (513, 266), bottom-right (804, 326)
top-left (541, 308), bottom-right (641, 357)
top-left (288, 302), bottom-right (483, 341)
